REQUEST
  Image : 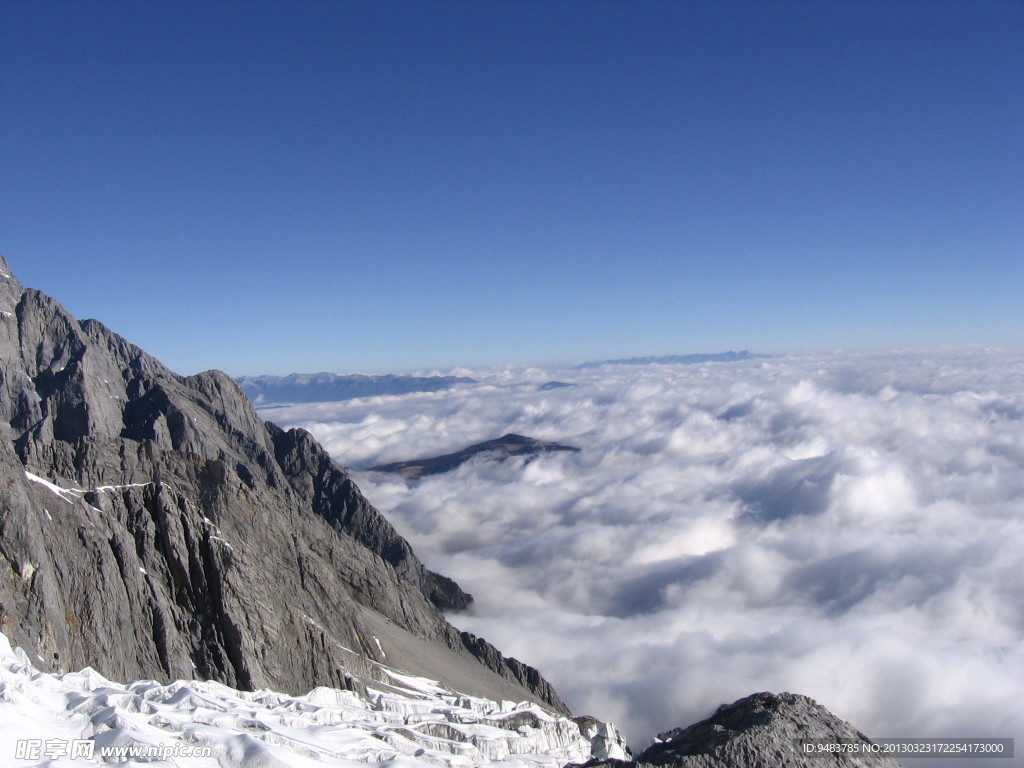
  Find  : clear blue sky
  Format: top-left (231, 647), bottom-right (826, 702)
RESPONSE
top-left (3, 0), bottom-right (1021, 375)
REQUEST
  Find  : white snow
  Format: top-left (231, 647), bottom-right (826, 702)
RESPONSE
top-left (24, 471), bottom-right (84, 503)
top-left (94, 483), bottom-right (152, 493)
top-left (24, 474), bottom-right (160, 524)
top-left (0, 630), bottom-right (625, 767)
top-left (24, 472), bottom-right (154, 507)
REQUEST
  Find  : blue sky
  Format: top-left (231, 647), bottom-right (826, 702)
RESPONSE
top-left (3, 0), bottom-right (1021, 375)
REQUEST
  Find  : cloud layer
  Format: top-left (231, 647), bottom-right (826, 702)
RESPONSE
top-left (264, 347), bottom-right (1024, 765)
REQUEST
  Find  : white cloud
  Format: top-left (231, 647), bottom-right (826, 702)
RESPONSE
top-left (266, 346), bottom-right (1024, 766)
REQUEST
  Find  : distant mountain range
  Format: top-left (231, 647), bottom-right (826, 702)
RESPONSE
top-left (370, 433), bottom-right (580, 479)
top-left (576, 350), bottom-right (761, 369)
top-left (235, 372), bottom-right (476, 405)
top-left (236, 353), bottom-right (759, 406)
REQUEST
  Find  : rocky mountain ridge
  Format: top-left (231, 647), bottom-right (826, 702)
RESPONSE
top-left (0, 255), bottom-right (563, 713)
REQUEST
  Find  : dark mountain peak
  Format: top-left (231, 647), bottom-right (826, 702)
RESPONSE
top-left (539, 380), bottom-right (576, 390)
top-left (370, 433), bottom-right (580, 479)
top-left (0, 254), bottom-right (17, 278)
top-left (579, 691), bottom-right (902, 768)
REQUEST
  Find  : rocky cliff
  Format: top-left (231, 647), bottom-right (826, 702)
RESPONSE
top-left (0, 255), bottom-right (565, 712)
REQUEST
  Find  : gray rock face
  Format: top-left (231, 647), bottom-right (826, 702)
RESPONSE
top-left (577, 692), bottom-right (902, 768)
top-left (0, 255), bottom-right (566, 713)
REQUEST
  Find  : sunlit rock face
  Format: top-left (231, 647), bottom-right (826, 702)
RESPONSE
top-left (0, 254), bottom-right (565, 713)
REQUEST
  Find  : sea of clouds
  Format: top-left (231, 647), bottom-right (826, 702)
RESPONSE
top-left (260, 346), bottom-right (1024, 766)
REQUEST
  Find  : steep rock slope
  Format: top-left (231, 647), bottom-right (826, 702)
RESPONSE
top-left (0, 255), bottom-right (565, 712)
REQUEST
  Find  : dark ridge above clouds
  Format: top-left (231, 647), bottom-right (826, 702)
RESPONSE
top-left (370, 433), bottom-right (580, 479)
top-left (539, 381), bottom-right (577, 390)
top-left (576, 351), bottom-right (761, 369)
top-left (235, 372), bottom-right (476, 405)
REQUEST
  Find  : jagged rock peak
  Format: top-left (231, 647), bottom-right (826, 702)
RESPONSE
top-left (578, 692), bottom-right (902, 768)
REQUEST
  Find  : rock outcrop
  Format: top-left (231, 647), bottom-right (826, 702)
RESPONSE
top-left (576, 692), bottom-right (902, 768)
top-left (0, 255), bottom-right (565, 713)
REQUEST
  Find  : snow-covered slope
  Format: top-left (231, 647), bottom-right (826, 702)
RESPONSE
top-left (0, 631), bottom-right (627, 767)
